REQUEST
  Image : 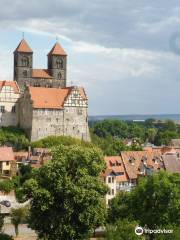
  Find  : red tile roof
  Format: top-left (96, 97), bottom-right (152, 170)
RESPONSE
top-left (32, 69), bottom-right (53, 79)
top-left (0, 147), bottom-right (15, 161)
top-left (104, 156), bottom-right (128, 182)
top-left (48, 42), bottom-right (67, 56)
top-left (121, 150), bottom-right (164, 179)
top-left (29, 86), bottom-right (86, 109)
top-left (0, 81), bottom-right (20, 94)
top-left (14, 39), bottom-right (33, 53)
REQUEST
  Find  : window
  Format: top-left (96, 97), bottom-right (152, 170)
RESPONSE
top-left (57, 72), bottom-right (62, 80)
top-left (56, 58), bottom-right (63, 69)
top-left (11, 106), bottom-right (16, 113)
top-left (21, 56), bottom-right (29, 67)
top-left (112, 189), bottom-right (114, 195)
top-left (6, 161), bottom-right (9, 166)
top-left (0, 106), bottom-right (5, 113)
top-left (112, 177), bottom-right (114, 183)
top-left (77, 108), bottom-right (83, 115)
top-left (108, 177), bottom-right (111, 183)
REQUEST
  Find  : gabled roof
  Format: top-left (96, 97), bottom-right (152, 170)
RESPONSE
top-left (14, 39), bottom-right (33, 53)
top-left (32, 69), bottom-right (53, 79)
top-left (28, 86), bottom-right (87, 109)
top-left (163, 154), bottom-right (180, 173)
top-left (29, 87), bottom-right (71, 109)
top-left (0, 81), bottom-right (20, 94)
top-left (48, 42), bottom-right (67, 56)
top-left (0, 147), bottom-right (15, 161)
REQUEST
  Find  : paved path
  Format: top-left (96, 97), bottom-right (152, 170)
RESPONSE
top-left (3, 224), bottom-right (37, 240)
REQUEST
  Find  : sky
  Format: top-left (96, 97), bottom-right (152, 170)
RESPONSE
top-left (1, 0), bottom-right (180, 115)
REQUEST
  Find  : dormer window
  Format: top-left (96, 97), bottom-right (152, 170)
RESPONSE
top-left (141, 156), bottom-right (147, 164)
top-left (152, 156), bottom-right (159, 164)
top-left (129, 156), bottom-right (135, 165)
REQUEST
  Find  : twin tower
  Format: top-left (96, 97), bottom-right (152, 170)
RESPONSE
top-left (13, 39), bottom-right (67, 92)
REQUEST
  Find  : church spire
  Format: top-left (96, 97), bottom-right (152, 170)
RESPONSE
top-left (48, 42), bottom-right (67, 56)
top-left (14, 39), bottom-right (33, 53)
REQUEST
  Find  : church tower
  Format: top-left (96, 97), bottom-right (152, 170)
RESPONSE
top-left (14, 39), bottom-right (33, 92)
top-left (47, 42), bottom-right (67, 88)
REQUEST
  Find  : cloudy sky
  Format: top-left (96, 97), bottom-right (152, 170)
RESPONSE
top-left (1, 0), bottom-right (180, 115)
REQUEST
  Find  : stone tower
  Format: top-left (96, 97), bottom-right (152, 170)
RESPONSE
top-left (47, 42), bottom-right (67, 88)
top-left (14, 39), bottom-right (33, 92)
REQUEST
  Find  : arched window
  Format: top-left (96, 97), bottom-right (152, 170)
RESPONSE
top-left (21, 56), bottom-right (29, 67)
top-left (57, 72), bottom-right (62, 80)
top-left (56, 58), bottom-right (63, 69)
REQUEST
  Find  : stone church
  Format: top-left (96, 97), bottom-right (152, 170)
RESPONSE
top-left (0, 39), bottom-right (90, 141)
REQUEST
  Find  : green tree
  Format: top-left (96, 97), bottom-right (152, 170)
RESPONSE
top-left (146, 128), bottom-right (157, 143)
top-left (105, 219), bottom-right (143, 240)
top-left (22, 145), bottom-right (107, 240)
top-left (0, 127), bottom-right (29, 150)
top-left (109, 172), bottom-right (180, 239)
top-left (0, 180), bottom-right (14, 194)
top-left (11, 207), bottom-right (28, 236)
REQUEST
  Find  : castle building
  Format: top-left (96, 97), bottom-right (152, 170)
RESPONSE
top-left (0, 39), bottom-right (90, 142)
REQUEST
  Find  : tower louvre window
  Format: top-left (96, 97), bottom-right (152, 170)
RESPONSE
top-left (21, 56), bottom-right (29, 67)
top-left (56, 58), bottom-right (63, 69)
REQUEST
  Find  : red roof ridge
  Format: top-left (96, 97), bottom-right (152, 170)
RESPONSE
top-left (48, 42), bottom-right (67, 56)
top-left (14, 39), bottom-right (33, 53)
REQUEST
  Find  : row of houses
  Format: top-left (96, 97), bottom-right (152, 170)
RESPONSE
top-left (0, 146), bottom-right (51, 177)
top-left (103, 146), bottom-right (180, 205)
top-left (0, 145), bottom-right (180, 206)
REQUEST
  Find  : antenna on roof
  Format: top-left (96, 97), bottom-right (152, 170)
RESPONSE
top-left (56, 35), bottom-right (59, 42)
top-left (22, 32), bottom-right (25, 39)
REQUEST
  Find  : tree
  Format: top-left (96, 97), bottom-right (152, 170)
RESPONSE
top-left (22, 145), bottom-right (107, 240)
top-left (105, 219), bottom-right (143, 240)
top-left (0, 180), bottom-right (14, 194)
top-left (11, 207), bottom-right (28, 236)
top-left (109, 172), bottom-right (180, 240)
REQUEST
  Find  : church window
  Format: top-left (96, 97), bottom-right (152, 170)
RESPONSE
top-left (21, 56), bottom-right (29, 67)
top-left (57, 72), bottom-right (62, 80)
top-left (56, 58), bottom-right (63, 69)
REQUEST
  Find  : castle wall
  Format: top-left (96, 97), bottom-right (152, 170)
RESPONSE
top-left (30, 107), bottom-right (90, 142)
top-left (19, 91), bottom-right (33, 137)
top-left (31, 109), bottom-right (64, 141)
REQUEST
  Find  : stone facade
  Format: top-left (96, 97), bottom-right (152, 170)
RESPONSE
top-left (19, 86), bottom-right (90, 141)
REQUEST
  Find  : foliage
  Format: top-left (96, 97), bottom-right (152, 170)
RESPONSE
top-left (11, 207), bottom-right (29, 236)
top-left (108, 172), bottom-right (180, 231)
top-left (31, 135), bottom-right (94, 149)
top-left (0, 127), bottom-right (29, 150)
top-left (19, 165), bottom-right (33, 185)
top-left (0, 234), bottom-right (13, 240)
top-left (0, 180), bottom-right (14, 194)
top-left (105, 219), bottom-right (143, 240)
top-left (90, 119), bottom-right (180, 148)
top-left (22, 144), bottom-right (107, 240)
